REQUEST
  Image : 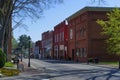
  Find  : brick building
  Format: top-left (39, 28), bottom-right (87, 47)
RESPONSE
top-left (54, 21), bottom-right (68, 60)
top-left (34, 40), bottom-right (42, 59)
top-left (67, 7), bottom-right (118, 62)
top-left (42, 30), bottom-right (54, 59)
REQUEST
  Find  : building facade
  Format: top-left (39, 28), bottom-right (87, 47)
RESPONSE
top-left (34, 40), bottom-right (42, 59)
top-left (67, 7), bottom-right (118, 62)
top-left (42, 30), bottom-right (54, 59)
top-left (39, 7), bottom-right (119, 62)
top-left (54, 21), bottom-right (68, 60)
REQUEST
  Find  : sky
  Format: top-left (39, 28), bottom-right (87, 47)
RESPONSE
top-left (13, 0), bottom-right (120, 42)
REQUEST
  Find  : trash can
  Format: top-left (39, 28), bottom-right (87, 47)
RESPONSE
top-left (94, 58), bottom-right (99, 64)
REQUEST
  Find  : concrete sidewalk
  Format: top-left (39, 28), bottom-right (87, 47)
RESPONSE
top-left (18, 61), bottom-right (43, 76)
top-left (0, 61), bottom-right (45, 79)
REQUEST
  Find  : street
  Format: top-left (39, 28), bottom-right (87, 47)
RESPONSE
top-left (1, 59), bottom-right (120, 80)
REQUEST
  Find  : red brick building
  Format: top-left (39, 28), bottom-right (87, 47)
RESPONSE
top-left (67, 7), bottom-right (118, 62)
top-left (42, 30), bottom-right (54, 59)
top-left (54, 21), bottom-right (68, 60)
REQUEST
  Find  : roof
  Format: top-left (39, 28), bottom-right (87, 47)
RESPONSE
top-left (66, 6), bottom-right (116, 21)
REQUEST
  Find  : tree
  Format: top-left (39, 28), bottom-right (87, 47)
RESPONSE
top-left (97, 8), bottom-right (120, 68)
top-left (12, 37), bottom-right (18, 50)
top-left (18, 35), bottom-right (32, 58)
top-left (0, 0), bottom-right (63, 56)
top-left (0, 0), bottom-right (12, 52)
top-left (0, 48), bottom-right (6, 68)
top-left (18, 35), bottom-right (31, 49)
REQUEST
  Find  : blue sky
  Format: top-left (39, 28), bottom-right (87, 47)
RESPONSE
top-left (13, 0), bottom-right (120, 42)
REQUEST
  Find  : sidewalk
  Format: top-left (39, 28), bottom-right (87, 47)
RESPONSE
top-left (0, 61), bottom-right (50, 80)
top-left (18, 61), bottom-right (43, 76)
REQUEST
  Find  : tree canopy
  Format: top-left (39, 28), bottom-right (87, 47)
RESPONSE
top-left (18, 35), bottom-right (31, 49)
top-left (12, 37), bottom-right (18, 50)
top-left (97, 8), bottom-right (120, 55)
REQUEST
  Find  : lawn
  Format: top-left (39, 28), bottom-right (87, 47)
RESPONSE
top-left (4, 62), bottom-right (14, 67)
top-left (99, 61), bottom-right (119, 66)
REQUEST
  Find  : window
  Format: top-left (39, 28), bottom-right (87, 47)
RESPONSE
top-left (76, 48), bottom-right (79, 56)
top-left (70, 29), bottom-right (73, 39)
top-left (59, 33), bottom-right (61, 42)
top-left (57, 34), bottom-right (58, 42)
top-left (83, 48), bottom-right (87, 57)
top-left (79, 48), bottom-right (87, 58)
top-left (80, 28), bottom-right (84, 37)
top-left (54, 35), bottom-right (56, 42)
top-left (80, 48), bottom-right (82, 57)
top-left (62, 32), bottom-right (64, 41)
top-left (55, 35), bottom-right (57, 42)
top-left (80, 27), bottom-right (86, 37)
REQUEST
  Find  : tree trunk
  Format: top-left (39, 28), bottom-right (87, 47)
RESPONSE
top-left (0, 27), bottom-right (5, 51)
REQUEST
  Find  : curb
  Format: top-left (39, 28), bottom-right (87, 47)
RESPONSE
top-left (84, 63), bottom-right (118, 69)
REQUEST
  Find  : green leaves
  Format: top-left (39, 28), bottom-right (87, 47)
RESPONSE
top-left (18, 35), bottom-right (31, 49)
top-left (12, 37), bottom-right (18, 49)
top-left (0, 48), bottom-right (6, 68)
top-left (97, 8), bottom-right (120, 55)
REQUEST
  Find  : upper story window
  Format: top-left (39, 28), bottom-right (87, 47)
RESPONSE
top-left (80, 28), bottom-right (84, 37)
top-left (70, 29), bottom-right (73, 39)
top-left (80, 27), bottom-right (86, 37)
top-left (54, 35), bottom-right (56, 42)
top-left (62, 32), bottom-right (64, 41)
top-left (56, 34), bottom-right (58, 42)
top-left (59, 33), bottom-right (61, 42)
top-left (57, 34), bottom-right (60, 42)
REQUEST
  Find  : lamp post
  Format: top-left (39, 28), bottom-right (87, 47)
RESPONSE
top-left (28, 36), bottom-right (31, 67)
top-left (19, 43), bottom-right (22, 62)
top-left (21, 47), bottom-right (22, 62)
top-left (20, 45), bottom-right (22, 62)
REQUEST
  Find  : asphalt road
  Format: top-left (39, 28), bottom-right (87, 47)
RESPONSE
top-left (1, 59), bottom-right (120, 80)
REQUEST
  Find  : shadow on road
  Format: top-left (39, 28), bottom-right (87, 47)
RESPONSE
top-left (41, 59), bottom-right (80, 64)
top-left (45, 67), bottom-right (120, 80)
top-left (86, 69), bottom-right (120, 80)
top-left (39, 59), bottom-right (120, 80)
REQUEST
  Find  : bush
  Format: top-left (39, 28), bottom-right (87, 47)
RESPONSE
top-left (0, 48), bottom-right (6, 68)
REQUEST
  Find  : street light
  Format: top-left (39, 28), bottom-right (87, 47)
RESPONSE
top-left (21, 47), bottom-right (22, 62)
top-left (28, 36), bottom-right (31, 67)
top-left (19, 44), bottom-right (22, 62)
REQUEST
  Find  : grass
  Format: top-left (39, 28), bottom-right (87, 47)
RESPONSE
top-left (99, 61), bottom-right (119, 66)
top-left (4, 62), bottom-right (14, 67)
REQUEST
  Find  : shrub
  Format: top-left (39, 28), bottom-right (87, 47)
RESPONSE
top-left (0, 48), bottom-right (6, 68)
